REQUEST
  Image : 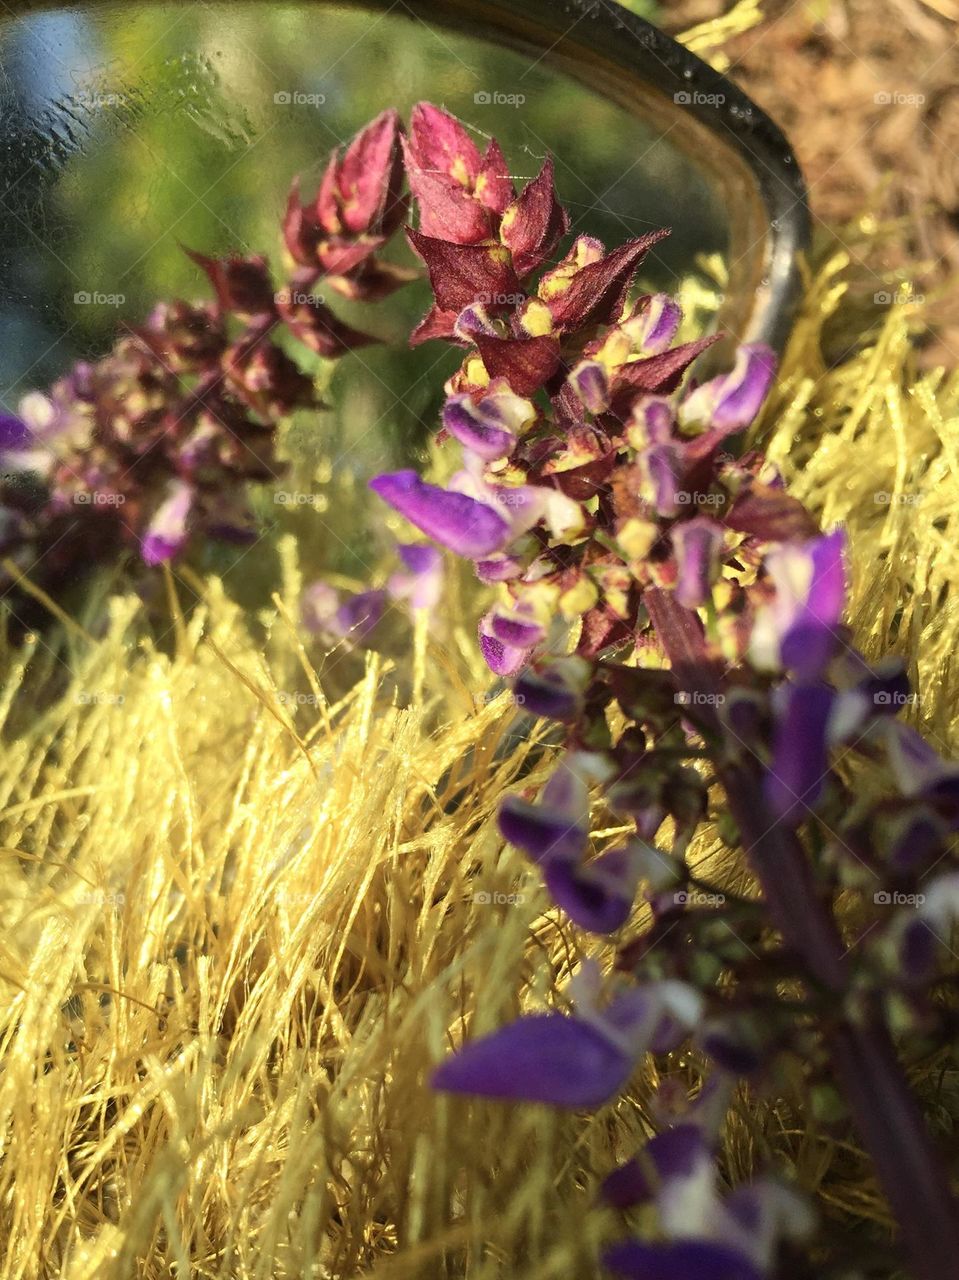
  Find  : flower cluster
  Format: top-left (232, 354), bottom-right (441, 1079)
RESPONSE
top-left (0, 110), bottom-right (411, 595)
top-left (5, 102), bottom-right (958, 1277)
top-left (365, 107), bottom-right (959, 1278)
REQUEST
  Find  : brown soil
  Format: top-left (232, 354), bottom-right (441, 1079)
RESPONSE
top-left (666, 0), bottom-right (959, 365)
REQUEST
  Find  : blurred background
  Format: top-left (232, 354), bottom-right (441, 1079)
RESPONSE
top-left (0, 0), bottom-right (728, 448)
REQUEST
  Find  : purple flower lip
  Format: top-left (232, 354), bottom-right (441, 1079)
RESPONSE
top-left (498, 794), bottom-right (587, 864)
top-left (680, 343), bottom-right (777, 432)
top-left (634, 293), bottom-right (682, 354)
top-left (432, 1012), bottom-right (635, 1108)
top-left (568, 360), bottom-right (610, 415)
top-left (141, 480), bottom-right (194, 565)
top-left (603, 1239), bottom-right (763, 1280)
top-left (369, 470), bottom-right (510, 558)
top-left (478, 611), bottom-right (533, 677)
top-left (750, 529), bottom-right (847, 681)
top-left (513, 664), bottom-right (583, 721)
top-left (442, 395), bottom-right (516, 462)
top-left (764, 682), bottom-right (835, 825)
top-left (489, 610), bottom-right (544, 649)
top-left (387, 542), bottom-right (443, 611)
top-left (671, 517), bottom-right (724, 609)
top-left (544, 843), bottom-right (642, 934)
top-left (0, 412), bottom-right (29, 451)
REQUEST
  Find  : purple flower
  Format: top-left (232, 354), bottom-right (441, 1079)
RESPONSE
top-left (498, 759), bottom-right (590, 863)
top-left (0, 411), bottom-right (29, 451)
top-left (638, 443), bottom-right (683, 517)
top-left (750, 530), bottom-right (847, 681)
top-left (478, 611), bottom-right (534, 677)
top-left (604, 1239), bottom-right (763, 1280)
top-left (884, 722), bottom-right (959, 805)
top-left (568, 360), bottom-right (611, 414)
top-left (633, 293), bottom-right (682, 355)
top-left (433, 1012), bottom-right (636, 1108)
top-left (370, 470), bottom-right (510, 558)
top-left (141, 480), bottom-right (194, 565)
top-left (442, 385), bottom-right (534, 462)
top-left (513, 657), bottom-right (590, 721)
top-left (333, 588), bottom-right (387, 640)
top-left (545, 841), bottom-right (644, 933)
top-left (488, 600), bottom-right (545, 649)
top-left (387, 543), bottom-right (444, 611)
top-left (680, 344), bottom-right (777, 433)
top-left (764, 682), bottom-right (835, 825)
top-left (434, 979), bottom-right (702, 1108)
top-left (672, 517), bottom-right (724, 609)
top-left (302, 583), bottom-right (387, 644)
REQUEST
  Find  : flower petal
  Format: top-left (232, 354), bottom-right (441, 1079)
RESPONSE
top-left (478, 611), bottom-right (533, 677)
top-left (765, 682), bottom-right (836, 825)
top-left (603, 1239), bottom-right (763, 1280)
top-left (142, 480), bottom-right (194, 566)
top-left (671, 517), bottom-right (724, 609)
top-left (433, 1012), bottom-right (634, 1107)
top-left (370, 470), bottom-right (510, 558)
top-left (680, 343), bottom-right (776, 432)
top-left (544, 842), bottom-right (642, 933)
